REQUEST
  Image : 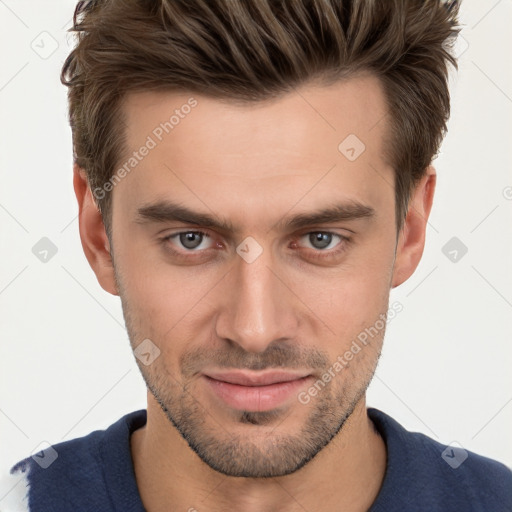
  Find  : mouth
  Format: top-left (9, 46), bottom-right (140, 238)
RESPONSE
top-left (202, 370), bottom-right (313, 412)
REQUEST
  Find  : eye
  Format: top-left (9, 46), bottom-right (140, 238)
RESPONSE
top-left (298, 232), bottom-right (346, 251)
top-left (292, 231), bottom-right (350, 261)
top-left (163, 230), bottom-right (214, 251)
top-left (301, 232), bottom-right (340, 250)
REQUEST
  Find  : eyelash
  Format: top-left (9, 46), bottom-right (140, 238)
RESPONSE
top-left (160, 230), bottom-right (350, 261)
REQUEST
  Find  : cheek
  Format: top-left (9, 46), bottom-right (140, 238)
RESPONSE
top-left (312, 279), bottom-right (388, 345)
top-left (291, 240), bottom-right (394, 352)
top-left (306, 244), bottom-right (394, 312)
top-left (116, 244), bottom-right (222, 342)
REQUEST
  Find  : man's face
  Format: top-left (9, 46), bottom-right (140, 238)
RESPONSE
top-left (110, 75), bottom-right (398, 477)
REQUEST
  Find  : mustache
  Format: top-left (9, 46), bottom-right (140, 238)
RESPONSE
top-left (180, 342), bottom-right (330, 376)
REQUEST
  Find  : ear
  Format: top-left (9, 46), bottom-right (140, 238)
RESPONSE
top-left (391, 166), bottom-right (436, 288)
top-left (73, 163), bottom-right (119, 296)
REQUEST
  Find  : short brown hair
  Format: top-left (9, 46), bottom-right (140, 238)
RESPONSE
top-left (61, 0), bottom-right (460, 236)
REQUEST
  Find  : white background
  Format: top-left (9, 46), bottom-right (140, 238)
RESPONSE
top-left (1, 0), bottom-right (511, 487)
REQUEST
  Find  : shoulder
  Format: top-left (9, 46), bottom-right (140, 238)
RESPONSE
top-left (1, 410), bottom-right (147, 512)
top-left (368, 408), bottom-right (512, 512)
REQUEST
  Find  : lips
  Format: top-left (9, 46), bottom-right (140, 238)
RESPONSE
top-left (202, 370), bottom-right (313, 412)
top-left (203, 370), bottom-right (311, 386)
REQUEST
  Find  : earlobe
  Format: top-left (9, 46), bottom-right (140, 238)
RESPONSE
top-left (391, 166), bottom-right (436, 288)
top-left (73, 164), bottom-right (119, 296)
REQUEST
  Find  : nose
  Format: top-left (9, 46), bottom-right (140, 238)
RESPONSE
top-left (215, 243), bottom-right (299, 353)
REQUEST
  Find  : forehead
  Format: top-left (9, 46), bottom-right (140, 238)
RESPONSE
top-left (113, 74), bottom-right (393, 231)
top-left (121, 73), bottom-right (389, 164)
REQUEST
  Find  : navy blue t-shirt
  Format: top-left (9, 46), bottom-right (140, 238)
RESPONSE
top-left (3, 408), bottom-right (512, 511)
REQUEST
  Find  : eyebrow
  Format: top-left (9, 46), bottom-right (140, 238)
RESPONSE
top-left (135, 199), bottom-right (375, 234)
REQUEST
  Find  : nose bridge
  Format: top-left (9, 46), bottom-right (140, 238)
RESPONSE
top-left (215, 241), bottom-right (297, 353)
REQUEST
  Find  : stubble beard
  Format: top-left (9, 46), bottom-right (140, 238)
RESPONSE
top-left (142, 369), bottom-right (374, 478)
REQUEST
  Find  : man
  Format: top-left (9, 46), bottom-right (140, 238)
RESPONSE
top-left (4, 0), bottom-right (512, 510)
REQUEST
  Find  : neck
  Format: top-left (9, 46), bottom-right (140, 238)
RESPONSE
top-left (130, 395), bottom-right (386, 512)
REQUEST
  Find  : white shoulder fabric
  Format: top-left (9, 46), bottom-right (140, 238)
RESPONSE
top-left (0, 467), bottom-right (30, 512)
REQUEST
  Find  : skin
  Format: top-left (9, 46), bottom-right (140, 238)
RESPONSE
top-left (73, 74), bottom-right (436, 512)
